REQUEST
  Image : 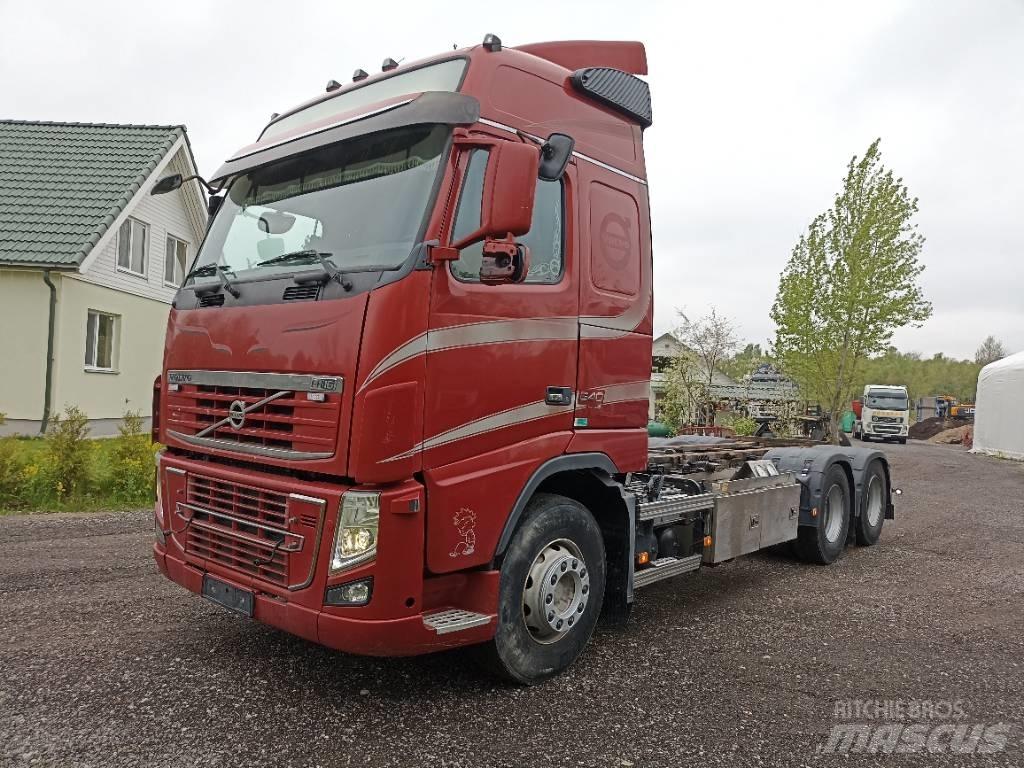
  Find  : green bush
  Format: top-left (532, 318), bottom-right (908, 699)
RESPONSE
top-left (109, 411), bottom-right (156, 503)
top-left (44, 405), bottom-right (93, 501)
top-left (0, 437), bottom-right (25, 506)
top-left (730, 417), bottom-right (759, 436)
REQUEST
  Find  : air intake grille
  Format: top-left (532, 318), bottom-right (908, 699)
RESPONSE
top-left (283, 284), bottom-right (321, 301)
top-left (571, 67), bottom-right (653, 127)
top-left (198, 293), bottom-right (225, 308)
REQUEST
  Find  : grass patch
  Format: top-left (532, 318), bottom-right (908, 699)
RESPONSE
top-left (0, 408), bottom-right (157, 515)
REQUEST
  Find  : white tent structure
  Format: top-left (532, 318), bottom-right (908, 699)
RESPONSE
top-left (972, 351), bottom-right (1024, 461)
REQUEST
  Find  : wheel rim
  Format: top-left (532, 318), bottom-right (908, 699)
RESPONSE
top-left (522, 538), bottom-right (590, 644)
top-left (823, 484), bottom-right (845, 542)
top-left (865, 475), bottom-right (883, 527)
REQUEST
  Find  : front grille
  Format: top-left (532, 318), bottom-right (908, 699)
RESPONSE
top-left (188, 474), bottom-right (288, 528)
top-left (875, 416), bottom-right (902, 424)
top-left (181, 473), bottom-right (322, 589)
top-left (188, 523), bottom-right (290, 585)
top-left (165, 371), bottom-right (342, 460)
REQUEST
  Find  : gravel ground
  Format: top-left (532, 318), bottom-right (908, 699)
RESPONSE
top-left (2, 441), bottom-right (1023, 767)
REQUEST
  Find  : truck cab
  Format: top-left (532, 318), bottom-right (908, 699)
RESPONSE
top-left (151, 36), bottom-right (894, 682)
top-left (855, 385), bottom-right (910, 443)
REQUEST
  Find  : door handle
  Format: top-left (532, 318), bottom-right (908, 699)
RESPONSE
top-left (545, 387), bottom-right (574, 406)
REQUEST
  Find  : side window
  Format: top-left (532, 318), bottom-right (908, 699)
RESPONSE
top-left (450, 148), bottom-right (564, 284)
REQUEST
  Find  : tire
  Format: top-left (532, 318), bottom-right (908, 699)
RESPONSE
top-left (796, 465), bottom-right (851, 564)
top-left (477, 493), bottom-right (606, 684)
top-left (855, 461), bottom-right (886, 546)
top-left (898, 437), bottom-right (907, 445)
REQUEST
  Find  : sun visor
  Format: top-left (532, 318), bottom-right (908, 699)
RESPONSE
top-left (211, 91), bottom-right (480, 184)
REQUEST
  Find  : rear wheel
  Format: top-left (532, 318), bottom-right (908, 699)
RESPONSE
top-left (796, 465), bottom-right (851, 564)
top-left (478, 493), bottom-right (605, 684)
top-left (855, 462), bottom-right (887, 546)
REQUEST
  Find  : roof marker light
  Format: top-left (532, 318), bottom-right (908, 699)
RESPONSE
top-left (352, 68), bottom-right (369, 82)
top-left (482, 33), bottom-right (502, 52)
top-left (382, 57), bottom-right (398, 72)
top-left (326, 79), bottom-right (342, 92)
top-left (269, 112), bottom-right (279, 121)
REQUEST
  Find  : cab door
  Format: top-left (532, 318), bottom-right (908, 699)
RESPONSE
top-left (421, 141), bottom-right (579, 572)
top-left (425, 143), bottom-right (579, 468)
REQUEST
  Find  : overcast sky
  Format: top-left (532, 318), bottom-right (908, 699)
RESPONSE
top-left (2, 0), bottom-right (1021, 359)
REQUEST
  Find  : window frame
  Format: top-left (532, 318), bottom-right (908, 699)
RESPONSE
top-left (116, 217), bottom-right (150, 278)
top-left (447, 147), bottom-right (567, 286)
top-left (164, 234), bottom-right (189, 287)
top-left (84, 309), bottom-right (119, 374)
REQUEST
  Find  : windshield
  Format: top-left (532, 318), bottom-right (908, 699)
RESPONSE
top-left (188, 124), bottom-right (449, 284)
top-left (865, 389), bottom-right (909, 410)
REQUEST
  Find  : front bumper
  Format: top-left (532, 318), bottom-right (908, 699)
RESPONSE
top-left (153, 453), bottom-right (498, 656)
top-left (864, 422), bottom-right (908, 437)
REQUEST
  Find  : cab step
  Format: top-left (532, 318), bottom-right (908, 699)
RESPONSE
top-left (633, 554), bottom-right (702, 589)
top-left (422, 608), bottom-right (493, 635)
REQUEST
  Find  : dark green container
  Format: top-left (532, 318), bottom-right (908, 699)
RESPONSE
top-left (841, 410), bottom-right (856, 433)
top-left (647, 421), bottom-right (673, 437)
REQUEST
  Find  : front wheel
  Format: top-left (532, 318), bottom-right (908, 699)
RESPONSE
top-left (898, 437), bottom-right (907, 445)
top-left (478, 493), bottom-right (606, 684)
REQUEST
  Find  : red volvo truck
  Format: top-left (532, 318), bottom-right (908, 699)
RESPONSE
top-left (151, 35), bottom-right (896, 683)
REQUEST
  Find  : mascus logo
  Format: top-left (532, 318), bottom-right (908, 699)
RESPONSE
top-left (310, 377), bottom-right (341, 393)
top-left (168, 372), bottom-right (192, 384)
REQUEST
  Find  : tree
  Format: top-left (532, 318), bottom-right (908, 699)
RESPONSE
top-left (721, 343), bottom-right (770, 381)
top-left (658, 348), bottom-right (708, 431)
top-left (675, 306), bottom-right (739, 388)
top-left (975, 336), bottom-right (1006, 366)
top-left (770, 139), bottom-right (932, 442)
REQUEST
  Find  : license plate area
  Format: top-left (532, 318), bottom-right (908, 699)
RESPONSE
top-left (202, 575), bottom-right (254, 617)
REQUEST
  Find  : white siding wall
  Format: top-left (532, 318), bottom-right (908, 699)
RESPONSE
top-left (78, 148), bottom-right (201, 304)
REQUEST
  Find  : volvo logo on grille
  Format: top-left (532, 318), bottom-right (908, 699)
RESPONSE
top-left (228, 400), bottom-right (247, 430)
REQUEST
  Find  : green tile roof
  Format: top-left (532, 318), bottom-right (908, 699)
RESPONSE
top-left (0, 120), bottom-right (184, 267)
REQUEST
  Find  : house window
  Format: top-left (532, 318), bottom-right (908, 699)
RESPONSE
top-left (164, 235), bottom-right (189, 286)
top-left (449, 148), bottom-right (565, 284)
top-left (117, 217), bottom-right (149, 276)
top-left (84, 310), bottom-right (118, 371)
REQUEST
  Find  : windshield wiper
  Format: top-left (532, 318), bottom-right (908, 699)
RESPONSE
top-left (255, 249), bottom-right (323, 267)
top-left (286, 252), bottom-right (353, 292)
top-left (189, 263), bottom-right (240, 299)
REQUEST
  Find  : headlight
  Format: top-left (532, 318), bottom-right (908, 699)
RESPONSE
top-left (871, 415), bottom-right (879, 422)
top-left (330, 491), bottom-right (380, 573)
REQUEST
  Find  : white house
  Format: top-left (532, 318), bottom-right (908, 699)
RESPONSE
top-left (0, 120), bottom-right (206, 435)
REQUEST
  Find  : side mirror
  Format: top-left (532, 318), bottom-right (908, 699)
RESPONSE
top-left (452, 141), bottom-right (539, 249)
top-left (480, 242), bottom-right (530, 285)
top-left (539, 133), bottom-right (575, 181)
top-left (151, 174), bottom-right (183, 195)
